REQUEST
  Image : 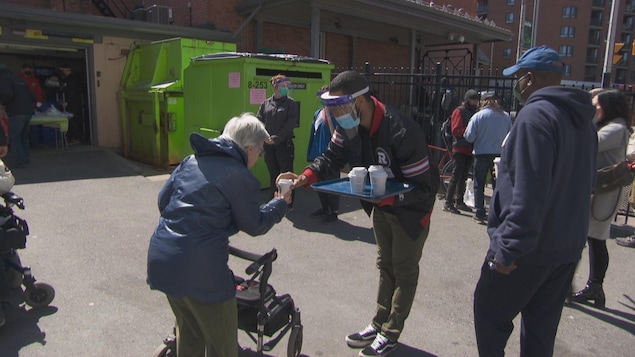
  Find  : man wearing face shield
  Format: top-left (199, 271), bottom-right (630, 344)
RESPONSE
top-left (278, 71), bottom-right (439, 356)
top-left (256, 74), bottom-right (299, 201)
top-left (473, 45), bottom-right (597, 357)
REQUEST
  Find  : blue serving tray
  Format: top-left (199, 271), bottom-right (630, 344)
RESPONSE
top-left (311, 178), bottom-right (414, 200)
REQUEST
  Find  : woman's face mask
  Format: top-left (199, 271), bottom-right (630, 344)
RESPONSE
top-left (278, 87), bottom-right (289, 97)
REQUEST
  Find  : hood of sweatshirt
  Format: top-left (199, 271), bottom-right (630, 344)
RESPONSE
top-left (523, 86), bottom-right (595, 128)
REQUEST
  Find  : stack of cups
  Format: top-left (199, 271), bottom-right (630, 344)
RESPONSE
top-left (368, 165), bottom-right (388, 196)
top-left (348, 167), bottom-right (368, 194)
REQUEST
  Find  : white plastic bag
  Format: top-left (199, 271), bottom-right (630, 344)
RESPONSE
top-left (464, 178), bottom-right (475, 207)
top-left (0, 160), bottom-right (15, 194)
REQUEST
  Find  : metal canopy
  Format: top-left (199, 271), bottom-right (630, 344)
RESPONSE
top-left (236, 0), bottom-right (512, 47)
top-left (0, 3), bottom-right (236, 44)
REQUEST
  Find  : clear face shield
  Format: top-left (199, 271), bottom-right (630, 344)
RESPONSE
top-left (275, 77), bottom-right (291, 97)
top-left (320, 86), bottom-right (369, 129)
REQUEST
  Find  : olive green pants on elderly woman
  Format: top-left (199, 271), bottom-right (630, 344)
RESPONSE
top-left (371, 209), bottom-right (429, 342)
top-left (167, 295), bottom-right (238, 357)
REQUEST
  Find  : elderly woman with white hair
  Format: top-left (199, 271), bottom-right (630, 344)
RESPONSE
top-left (147, 113), bottom-right (292, 357)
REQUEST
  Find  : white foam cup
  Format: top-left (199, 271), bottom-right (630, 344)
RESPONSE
top-left (368, 165), bottom-right (388, 196)
top-left (493, 157), bottom-right (501, 179)
top-left (278, 178), bottom-right (293, 195)
top-left (348, 167), bottom-right (367, 194)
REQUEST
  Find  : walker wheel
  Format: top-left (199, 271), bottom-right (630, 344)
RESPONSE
top-left (151, 334), bottom-right (176, 357)
top-left (24, 282), bottom-right (55, 308)
top-left (287, 324), bottom-right (303, 357)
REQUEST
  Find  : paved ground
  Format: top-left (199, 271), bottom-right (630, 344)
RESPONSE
top-left (0, 146), bottom-right (634, 356)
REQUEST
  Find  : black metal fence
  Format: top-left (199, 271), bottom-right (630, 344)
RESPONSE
top-left (332, 63), bottom-right (635, 148)
top-left (332, 63), bottom-right (514, 147)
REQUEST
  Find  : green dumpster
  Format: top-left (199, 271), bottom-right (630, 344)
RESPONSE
top-left (183, 52), bottom-right (333, 188)
top-left (119, 38), bottom-right (236, 167)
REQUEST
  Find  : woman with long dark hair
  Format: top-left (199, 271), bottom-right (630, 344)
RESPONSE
top-left (569, 89), bottom-right (633, 308)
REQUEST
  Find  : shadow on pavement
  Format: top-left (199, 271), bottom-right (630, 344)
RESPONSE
top-left (284, 193), bottom-right (375, 244)
top-left (0, 305), bottom-right (57, 357)
top-left (11, 147), bottom-right (171, 184)
top-left (564, 300), bottom-right (635, 335)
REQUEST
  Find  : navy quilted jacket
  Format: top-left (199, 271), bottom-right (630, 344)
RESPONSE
top-left (147, 133), bottom-right (288, 304)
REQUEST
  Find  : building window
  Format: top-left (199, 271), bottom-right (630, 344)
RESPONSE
top-left (586, 48), bottom-right (598, 63)
top-left (503, 48), bottom-right (512, 59)
top-left (505, 12), bottom-right (514, 24)
top-left (588, 30), bottom-right (601, 45)
top-left (616, 69), bottom-right (627, 84)
top-left (507, 0), bottom-right (515, 5)
top-left (591, 11), bottom-right (603, 26)
top-left (564, 64), bottom-right (571, 77)
top-left (584, 66), bottom-right (596, 82)
top-left (624, 16), bottom-right (634, 31)
top-left (560, 26), bottom-right (575, 38)
top-left (559, 45), bottom-right (574, 57)
top-left (562, 6), bottom-right (577, 18)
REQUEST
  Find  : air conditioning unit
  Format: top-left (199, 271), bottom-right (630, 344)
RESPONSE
top-left (147, 5), bottom-right (173, 25)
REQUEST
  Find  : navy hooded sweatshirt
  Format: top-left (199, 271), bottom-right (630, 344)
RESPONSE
top-left (488, 86), bottom-right (597, 266)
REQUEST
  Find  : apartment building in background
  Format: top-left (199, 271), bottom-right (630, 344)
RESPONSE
top-left (479, 0), bottom-right (635, 86)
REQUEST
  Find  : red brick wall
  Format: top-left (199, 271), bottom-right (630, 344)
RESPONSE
top-left (357, 38), bottom-right (409, 68)
top-left (261, 23), bottom-right (311, 56)
top-left (325, 33), bottom-right (352, 68)
top-left (4, 0), bottom-right (99, 14)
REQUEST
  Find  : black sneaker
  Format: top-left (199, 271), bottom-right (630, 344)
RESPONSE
top-left (442, 205), bottom-right (460, 214)
top-left (359, 333), bottom-right (397, 356)
top-left (472, 215), bottom-right (487, 225)
top-left (310, 208), bottom-right (328, 217)
top-left (322, 212), bottom-right (338, 223)
top-left (346, 324), bottom-right (377, 348)
top-left (455, 202), bottom-right (473, 212)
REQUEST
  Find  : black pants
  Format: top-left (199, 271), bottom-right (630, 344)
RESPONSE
top-left (587, 237), bottom-right (609, 284)
top-left (316, 171), bottom-right (340, 213)
top-left (264, 141), bottom-right (294, 199)
top-left (473, 258), bottom-right (577, 357)
top-left (446, 152), bottom-right (473, 205)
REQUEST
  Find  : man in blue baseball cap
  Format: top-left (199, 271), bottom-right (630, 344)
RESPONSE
top-left (473, 45), bottom-right (598, 356)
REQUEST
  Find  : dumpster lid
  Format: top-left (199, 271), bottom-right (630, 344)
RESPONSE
top-left (192, 52), bottom-right (331, 65)
top-left (151, 80), bottom-right (179, 90)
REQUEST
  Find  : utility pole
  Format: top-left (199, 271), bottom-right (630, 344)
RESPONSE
top-left (516, 0), bottom-right (526, 60)
top-left (531, 0), bottom-right (540, 47)
top-left (602, 0), bottom-right (620, 88)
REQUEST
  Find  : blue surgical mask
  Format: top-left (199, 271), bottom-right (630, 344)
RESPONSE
top-left (279, 87), bottom-right (289, 97)
top-left (335, 113), bottom-right (360, 129)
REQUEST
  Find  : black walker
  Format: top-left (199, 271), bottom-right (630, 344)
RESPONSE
top-left (153, 245), bottom-right (303, 357)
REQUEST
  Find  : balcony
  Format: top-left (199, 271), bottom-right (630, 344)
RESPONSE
top-left (592, 0), bottom-right (605, 8)
top-left (590, 18), bottom-right (603, 28)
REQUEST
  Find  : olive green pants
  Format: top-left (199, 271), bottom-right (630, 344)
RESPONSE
top-left (371, 209), bottom-right (429, 342)
top-left (167, 295), bottom-right (238, 357)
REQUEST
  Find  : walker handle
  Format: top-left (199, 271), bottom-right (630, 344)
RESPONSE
top-left (246, 249), bottom-right (278, 275)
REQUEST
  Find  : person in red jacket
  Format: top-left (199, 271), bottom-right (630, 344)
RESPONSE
top-left (443, 89), bottom-right (479, 214)
top-left (19, 64), bottom-right (43, 109)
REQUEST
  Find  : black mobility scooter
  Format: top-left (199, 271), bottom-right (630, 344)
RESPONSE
top-left (1, 191), bottom-right (56, 324)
